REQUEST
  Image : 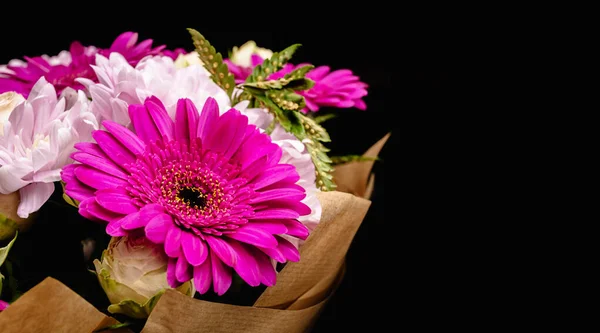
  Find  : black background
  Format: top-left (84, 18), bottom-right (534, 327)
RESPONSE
top-left (1, 18), bottom-right (452, 331)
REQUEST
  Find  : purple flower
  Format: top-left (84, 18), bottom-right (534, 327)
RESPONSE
top-left (0, 32), bottom-right (186, 98)
top-left (62, 96), bottom-right (311, 295)
top-left (224, 44), bottom-right (368, 112)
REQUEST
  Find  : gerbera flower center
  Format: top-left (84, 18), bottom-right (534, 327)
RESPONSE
top-left (176, 186), bottom-right (207, 209)
top-left (127, 139), bottom-right (256, 236)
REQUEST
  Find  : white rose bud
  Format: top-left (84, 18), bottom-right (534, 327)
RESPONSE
top-left (174, 52), bottom-right (204, 68)
top-left (229, 41), bottom-right (273, 68)
top-left (0, 92), bottom-right (25, 136)
top-left (93, 236), bottom-right (194, 319)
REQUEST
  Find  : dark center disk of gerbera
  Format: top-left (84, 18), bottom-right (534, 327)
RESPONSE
top-left (177, 187), bottom-right (207, 209)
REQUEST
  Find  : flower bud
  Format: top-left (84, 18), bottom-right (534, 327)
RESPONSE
top-left (93, 236), bottom-right (194, 318)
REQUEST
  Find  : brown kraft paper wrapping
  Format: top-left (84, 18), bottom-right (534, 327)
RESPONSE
top-left (0, 277), bottom-right (131, 333)
top-left (0, 133), bottom-right (390, 333)
top-left (141, 133), bottom-right (390, 332)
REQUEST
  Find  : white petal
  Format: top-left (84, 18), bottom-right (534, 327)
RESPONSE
top-left (16, 182), bottom-right (55, 218)
top-left (0, 163), bottom-right (31, 193)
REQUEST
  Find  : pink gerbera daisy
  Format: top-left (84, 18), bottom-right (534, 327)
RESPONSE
top-left (0, 32), bottom-right (185, 97)
top-left (225, 56), bottom-right (368, 112)
top-left (61, 96), bottom-right (310, 295)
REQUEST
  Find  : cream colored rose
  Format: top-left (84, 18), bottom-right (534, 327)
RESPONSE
top-left (93, 236), bottom-right (194, 318)
top-left (174, 51), bottom-right (204, 68)
top-left (230, 41), bottom-right (273, 67)
top-left (0, 92), bottom-right (25, 135)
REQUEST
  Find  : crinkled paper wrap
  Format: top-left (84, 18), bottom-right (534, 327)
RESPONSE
top-left (0, 277), bottom-right (132, 333)
top-left (0, 133), bottom-right (390, 333)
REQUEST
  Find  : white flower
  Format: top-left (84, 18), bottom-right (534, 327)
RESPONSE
top-left (94, 236), bottom-right (194, 318)
top-left (78, 53), bottom-right (234, 127)
top-left (174, 51), bottom-right (204, 68)
top-left (0, 78), bottom-right (98, 218)
top-left (0, 92), bottom-right (25, 136)
top-left (229, 41), bottom-right (273, 67)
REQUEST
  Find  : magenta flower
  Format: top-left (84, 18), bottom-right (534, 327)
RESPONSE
top-left (0, 32), bottom-right (185, 98)
top-left (225, 56), bottom-right (368, 112)
top-left (270, 63), bottom-right (368, 112)
top-left (62, 96), bottom-right (311, 295)
top-left (0, 300), bottom-right (8, 312)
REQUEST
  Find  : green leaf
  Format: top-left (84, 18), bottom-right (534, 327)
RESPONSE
top-left (330, 155), bottom-right (380, 165)
top-left (0, 230), bottom-right (17, 267)
top-left (0, 213), bottom-right (18, 241)
top-left (188, 28), bottom-right (235, 99)
top-left (93, 322), bottom-right (134, 332)
top-left (247, 44), bottom-right (301, 83)
top-left (283, 65), bottom-right (316, 90)
top-left (298, 113), bottom-right (336, 191)
top-left (0, 231), bottom-right (17, 293)
top-left (313, 113), bottom-right (337, 124)
top-left (297, 113), bottom-right (330, 142)
top-left (60, 181), bottom-right (79, 208)
top-left (266, 89), bottom-right (306, 112)
top-left (239, 65), bottom-right (315, 92)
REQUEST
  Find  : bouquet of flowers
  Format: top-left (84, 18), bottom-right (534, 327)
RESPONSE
top-left (0, 29), bottom-right (388, 332)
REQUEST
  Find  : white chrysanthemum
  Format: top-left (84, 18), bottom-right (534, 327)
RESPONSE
top-left (0, 78), bottom-right (98, 217)
top-left (78, 53), bottom-right (233, 127)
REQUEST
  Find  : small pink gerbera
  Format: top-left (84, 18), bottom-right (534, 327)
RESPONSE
top-left (225, 56), bottom-right (368, 112)
top-left (270, 63), bottom-right (368, 112)
top-left (0, 32), bottom-right (185, 97)
top-left (61, 96), bottom-right (310, 295)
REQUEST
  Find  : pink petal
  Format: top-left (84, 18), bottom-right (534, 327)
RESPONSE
top-left (211, 252), bottom-right (232, 296)
top-left (182, 231), bottom-right (208, 266)
top-left (256, 244), bottom-right (286, 263)
top-left (60, 164), bottom-right (77, 184)
top-left (92, 131), bottom-right (136, 165)
top-left (74, 166), bottom-right (128, 190)
top-left (246, 221), bottom-right (288, 235)
top-left (253, 248), bottom-right (277, 286)
top-left (193, 255), bottom-right (212, 294)
top-left (176, 253), bottom-right (193, 283)
top-left (145, 213), bottom-right (173, 244)
top-left (117, 211), bottom-right (145, 230)
top-left (282, 220), bottom-right (309, 240)
top-left (175, 98), bottom-right (199, 144)
top-left (144, 96), bottom-right (174, 141)
top-left (204, 236), bottom-right (237, 267)
top-left (250, 188), bottom-right (306, 204)
top-left (263, 200), bottom-right (312, 216)
top-left (228, 240), bottom-right (261, 287)
top-left (165, 226), bottom-right (182, 258)
top-left (196, 97), bottom-right (219, 142)
top-left (203, 108), bottom-right (247, 159)
top-left (106, 219), bottom-right (127, 236)
top-left (226, 224), bottom-right (278, 248)
top-left (95, 188), bottom-right (138, 214)
top-left (250, 208), bottom-right (299, 220)
top-left (353, 98), bottom-right (367, 110)
top-left (102, 120), bottom-right (146, 155)
top-left (167, 258), bottom-right (180, 288)
top-left (73, 142), bottom-right (106, 158)
top-left (71, 152), bottom-right (127, 179)
top-left (250, 164), bottom-right (299, 189)
top-left (79, 197), bottom-right (123, 223)
top-left (275, 236), bottom-right (300, 262)
top-left (128, 104), bottom-right (161, 144)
